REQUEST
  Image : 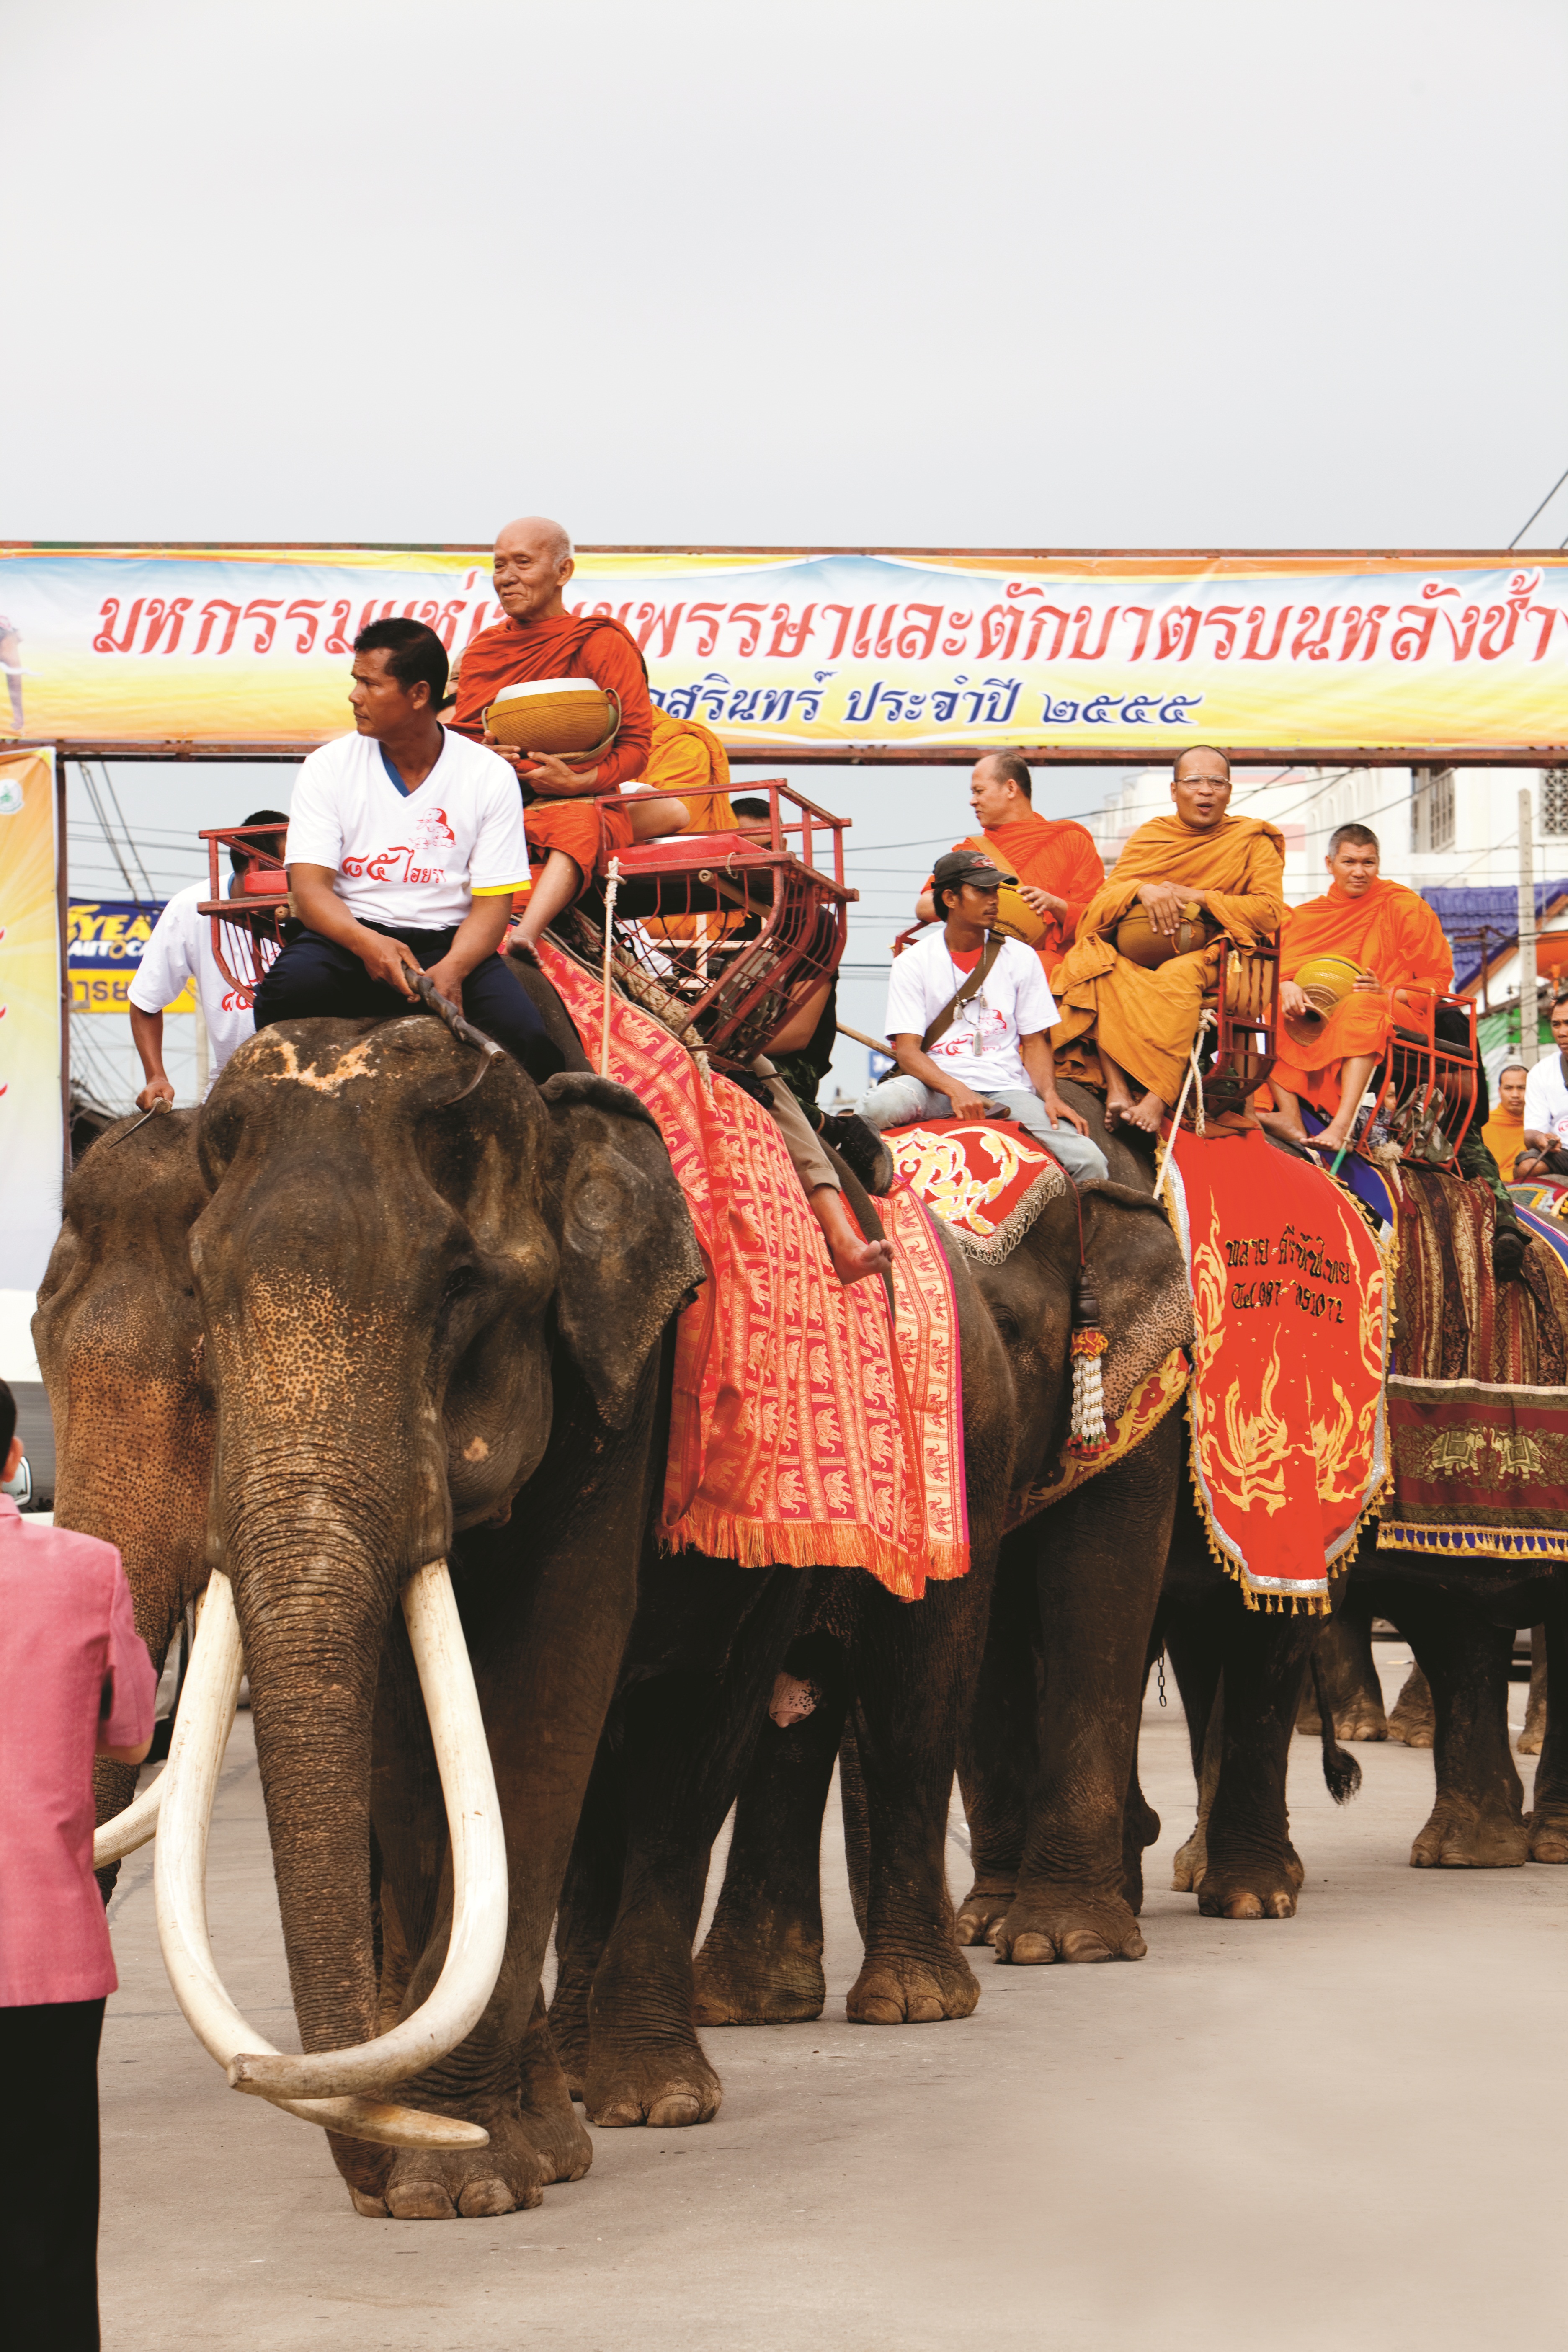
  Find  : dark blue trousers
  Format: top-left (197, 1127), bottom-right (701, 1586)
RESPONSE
top-left (253, 922), bottom-right (563, 1079)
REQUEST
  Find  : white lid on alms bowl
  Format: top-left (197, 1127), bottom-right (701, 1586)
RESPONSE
top-left (487, 677), bottom-right (599, 706)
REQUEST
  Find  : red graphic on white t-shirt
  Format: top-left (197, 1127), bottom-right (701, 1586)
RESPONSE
top-left (343, 809), bottom-right (456, 891)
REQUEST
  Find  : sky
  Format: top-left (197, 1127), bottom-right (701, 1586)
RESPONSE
top-left (12, 0), bottom-right (1568, 1105)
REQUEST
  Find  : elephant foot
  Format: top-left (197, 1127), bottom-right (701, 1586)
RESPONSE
top-left (354, 2098), bottom-right (592, 2221)
top-left (1517, 1721), bottom-right (1545, 1758)
top-left (584, 2037), bottom-right (723, 2129)
top-left (954, 1880), bottom-right (1015, 1947)
top-left (1194, 1843), bottom-right (1305, 1919)
top-left (1171, 1824), bottom-right (1206, 1892)
top-left (1527, 1808), bottom-right (1568, 1863)
top-left (1335, 1700), bottom-right (1388, 1743)
top-left (547, 1975), bottom-right (593, 2102)
top-left (846, 1947), bottom-right (979, 2024)
top-left (989, 1887), bottom-right (1146, 1965)
top-left (692, 1922), bottom-right (826, 2026)
top-left (1410, 1800), bottom-right (1527, 1869)
top-left (1387, 1665), bottom-right (1435, 1747)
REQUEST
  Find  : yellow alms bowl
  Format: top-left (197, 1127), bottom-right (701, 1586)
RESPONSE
top-left (1115, 900), bottom-right (1215, 970)
top-left (993, 882), bottom-right (1046, 947)
top-left (1282, 954), bottom-right (1367, 1050)
top-left (484, 678), bottom-right (618, 757)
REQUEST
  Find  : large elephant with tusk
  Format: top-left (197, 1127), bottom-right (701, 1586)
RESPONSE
top-left (39, 984), bottom-right (703, 2218)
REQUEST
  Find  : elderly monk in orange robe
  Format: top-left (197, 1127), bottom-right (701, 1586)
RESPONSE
top-left (1052, 746), bottom-right (1285, 1135)
top-left (452, 516), bottom-right (689, 945)
top-left (914, 750), bottom-right (1104, 977)
top-left (1261, 822), bottom-right (1453, 1153)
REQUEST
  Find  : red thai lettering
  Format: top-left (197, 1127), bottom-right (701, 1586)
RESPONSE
top-left (1068, 604), bottom-right (1118, 660)
top-left (93, 598), bottom-right (144, 654)
top-left (193, 601), bottom-right (241, 656)
top-left (1021, 606), bottom-right (1071, 661)
top-left (820, 605), bottom-right (854, 659)
top-left (1439, 605), bottom-right (1480, 660)
top-left (1242, 605), bottom-right (1291, 661)
top-left (1291, 607), bottom-right (1340, 661)
top-left (1479, 591), bottom-right (1532, 660)
top-left (1156, 606), bottom-right (1204, 660)
top-left (463, 602), bottom-right (496, 646)
top-left (730, 603), bottom-right (769, 657)
top-left (324, 601), bottom-right (355, 655)
top-left (433, 600), bottom-right (465, 650)
top-left (765, 604), bottom-right (815, 658)
top-left (1529, 605), bottom-right (1565, 660)
top-left (1339, 604), bottom-right (1390, 660)
top-left (243, 600), bottom-right (284, 653)
top-left (851, 606), bottom-right (899, 659)
top-left (1200, 606), bottom-right (1245, 659)
top-left (1390, 606), bottom-right (1437, 661)
top-left (940, 611), bottom-right (972, 655)
top-left (141, 598), bottom-right (193, 654)
top-left (978, 605), bottom-right (1024, 660)
top-left (689, 603), bottom-right (725, 657)
top-left (286, 599), bottom-right (325, 655)
top-left (1122, 607), bottom-right (1155, 660)
top-left (895, 604), bottom-right (943, 661)
top-left (635, 602), bottom-right (686, 657)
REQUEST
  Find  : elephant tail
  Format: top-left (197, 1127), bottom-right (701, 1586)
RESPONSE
top-left (1313, 1648), bottom-right (1363, 1805)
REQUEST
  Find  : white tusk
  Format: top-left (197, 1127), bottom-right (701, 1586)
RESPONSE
top-left (154, 1565), bottom-right (497, 2151)
top-left (94, 1765), bottom-right (167, 1868)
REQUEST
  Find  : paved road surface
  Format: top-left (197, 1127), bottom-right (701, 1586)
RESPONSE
top-left (100, 1652), bottom-right (1566, 2351)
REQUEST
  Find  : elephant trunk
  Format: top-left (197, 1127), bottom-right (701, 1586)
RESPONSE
top-left (151, 1518), bottom-right (507, 2148)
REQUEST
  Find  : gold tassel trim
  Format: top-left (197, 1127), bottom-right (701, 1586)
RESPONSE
top-left (658, 1504), bottom-right (970, 1602)
top-left (1376, 1519), bottom-right (1568, 1561)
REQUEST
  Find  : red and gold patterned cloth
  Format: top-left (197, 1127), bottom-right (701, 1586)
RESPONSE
top-left (1163, 1128), bottom-right (1390, 1613)
top-left (883, 1118), bottom-right (1065, 1259)
top-left (536, 944), bottom-right (968, 1598)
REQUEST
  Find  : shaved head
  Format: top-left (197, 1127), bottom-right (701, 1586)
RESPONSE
top-left (492, 516), bottom-right (576, 624)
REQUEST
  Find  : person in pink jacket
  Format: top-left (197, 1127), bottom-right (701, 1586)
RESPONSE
top-left (0, 1378), bottom-right (156, 2349)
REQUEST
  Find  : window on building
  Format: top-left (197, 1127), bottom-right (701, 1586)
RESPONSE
top-left (1542, 768), bottom-right (1568, 836)
top-left (1411, 766), bottom-right (1455, 854)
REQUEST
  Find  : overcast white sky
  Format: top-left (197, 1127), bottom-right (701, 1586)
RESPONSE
top-left (8, 0), bottom-right (1567, 552)
top-left (16, 0), bottom-right (1568, 1109)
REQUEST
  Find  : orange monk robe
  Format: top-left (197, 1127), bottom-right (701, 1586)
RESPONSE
top-left (451, 611), bottom-right (655, 890)
top-left (1271, 878), bottom-right (1452, 1107)
top-left (643, 706), bottom-right (739, 835)
top-left (923, 815), bottom-right (1104, 977)
top-left (1481, 1107), bottom-right (1526, 1184)
top-left (1052, 813), bottom-right (1286, 1105)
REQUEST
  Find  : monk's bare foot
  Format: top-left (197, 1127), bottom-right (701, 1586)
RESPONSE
top-left (831, 1235), bottom-right (894, 1287)
top-left (1123, 1091), bottom-right (1168, 1136)
top-left (1254, 1107), bottom-right (1309, 1145)
top-left (1103, 1085), bottom-right (1136, 1131)
top-left (1309, 1124), bottom-right (1355, 1157)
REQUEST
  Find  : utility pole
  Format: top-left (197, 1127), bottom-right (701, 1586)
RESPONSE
top-left (1518, 787), bottom-right (1540, 1065)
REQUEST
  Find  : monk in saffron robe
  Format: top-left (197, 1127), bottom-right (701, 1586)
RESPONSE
top-left (644, 705), bottom-right (739, 834)
top-left (1262, 824), bottom-right (1453, 1153)
top-left (451, 516), bottom-right (689, 944)
top-left (1052, 746), bottom-right (1285, 1134)
top-left (1482, 1061), bottom-right (1529, 1184)
top-left (916, 750), bottom-right (1104, 977)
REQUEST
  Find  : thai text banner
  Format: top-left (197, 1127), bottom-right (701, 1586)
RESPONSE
top-left (3, 547), bottom-right (1567, 754)
top-left (0, 749), bottom-right (62, 1290)
top-left (67, 897), bottom-right (194, 1014)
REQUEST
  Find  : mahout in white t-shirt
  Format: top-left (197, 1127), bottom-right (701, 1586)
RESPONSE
top-left (126, 881), bottom-right (259, 1089)
top-left (284, 729), bottom-right (530, 932)
top-left (1523, 1052), bottom-right (1568, 1148)
top-left (884, 929), bottom-right (1059, 1098)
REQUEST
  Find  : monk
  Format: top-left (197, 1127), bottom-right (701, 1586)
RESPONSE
top-left (644, 705), bottom-right (739, 835)
top-left (1261, 824), bottom-right (1453, 1153)
top-left (451, 516), bottom-right (689, 944)
top-left (915, 750), bottom-right (1104, 977)
top-left (1052, 745), bottom-right (1285, 1135)
top-left (1482, 1061), bottom-right (1529, 1183)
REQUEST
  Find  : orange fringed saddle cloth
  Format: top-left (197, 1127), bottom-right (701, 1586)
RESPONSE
top-left (536, 944), bottom-right (968, 1599)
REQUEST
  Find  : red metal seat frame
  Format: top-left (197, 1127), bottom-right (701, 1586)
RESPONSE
top-left (196, 823), bottom-right (291, 1006)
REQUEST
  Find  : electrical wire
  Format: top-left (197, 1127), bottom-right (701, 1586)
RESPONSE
top-left (1510, 462), bottom-right (1568, 549)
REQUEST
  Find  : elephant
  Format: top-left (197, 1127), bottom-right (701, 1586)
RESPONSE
top-left (41, 972), bottom-right (708, 2221)
top-left (553, 1074), bottom-right (1195, 2092)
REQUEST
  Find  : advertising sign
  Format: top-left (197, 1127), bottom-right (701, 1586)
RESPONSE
top-left (0, 749), bottom-right (63, 1291)
top-left (67, 897), bottom-right (192, 1013)
top-left (2, 547), bottom-right (1566, 760)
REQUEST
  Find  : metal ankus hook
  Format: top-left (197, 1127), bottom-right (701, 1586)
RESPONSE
top-left (413, 970), bottom-right (507, 1105)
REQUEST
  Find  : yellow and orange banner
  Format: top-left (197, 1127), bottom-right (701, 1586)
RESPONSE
top-left (0, 749), bottom-right (64, 1290)
top-left (3, 546), bottom-right (1567, 758)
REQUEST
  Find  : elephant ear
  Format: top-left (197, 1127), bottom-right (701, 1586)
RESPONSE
top-left (1077, 1180), bottom-right (1195, 1424)
top-left (539, 1072), bottom-right (705, 1430)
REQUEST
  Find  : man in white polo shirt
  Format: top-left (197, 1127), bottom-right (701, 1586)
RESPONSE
top-left (128, 810), bottom-right (288, 1107)
top-left (1518, 993), bottom-right (1568, 1179)
top-left (252, 618), bottom-right (560, 1076)
top-left (856, 848), bottom-right (1108, 1183)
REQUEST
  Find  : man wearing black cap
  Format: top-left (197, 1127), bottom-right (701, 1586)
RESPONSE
top-left (855, 850), bottom-right (1107, 1181)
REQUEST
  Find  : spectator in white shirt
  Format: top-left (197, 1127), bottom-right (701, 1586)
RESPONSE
top-left (251, 619), bottom-right (560, 1077)
top-left (128, 810), bottom-right (287, 1109)
top-left (1517, 994), bottom-right (1568, 1178)
top-left (856, 849), bottom-right (1108, 1184)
